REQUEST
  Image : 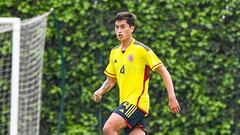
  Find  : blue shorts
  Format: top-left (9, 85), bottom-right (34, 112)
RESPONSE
top-left (114, 101), bottom-right (147, 135)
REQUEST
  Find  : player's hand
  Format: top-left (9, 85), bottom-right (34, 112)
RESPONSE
top-left (93, 90), bottom-right (102, 103)
top-left (168, 97), bottom-right (180, 113)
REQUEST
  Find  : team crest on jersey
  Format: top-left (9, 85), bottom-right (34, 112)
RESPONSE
top-left (128, 54), bottom-right (134, 62)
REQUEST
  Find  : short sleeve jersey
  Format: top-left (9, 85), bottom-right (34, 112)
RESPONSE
top-left (104, 39), bottom-right (163, 113)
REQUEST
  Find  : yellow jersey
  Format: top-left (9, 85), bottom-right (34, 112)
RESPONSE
top-left (104, 38), bottom-right (163, 114)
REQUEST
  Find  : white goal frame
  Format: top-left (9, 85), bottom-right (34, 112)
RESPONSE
top-left (0, 18), bottom-right (21, 135)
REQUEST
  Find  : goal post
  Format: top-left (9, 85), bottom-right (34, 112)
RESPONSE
top-left (0, 10), bottom-right (51, 135)
top-left (0, 18), bottom-right (21, 135)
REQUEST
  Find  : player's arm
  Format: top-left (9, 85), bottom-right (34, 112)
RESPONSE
top-left (155, 65), bottom-right (180, 113)
top-left (93, 76), bottom-right (117, 103)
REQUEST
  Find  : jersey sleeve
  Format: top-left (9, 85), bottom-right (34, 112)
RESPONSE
top-left (144, 49), bottom-right (163, 71)
top-left (104, 51), bottom-right (116, 78)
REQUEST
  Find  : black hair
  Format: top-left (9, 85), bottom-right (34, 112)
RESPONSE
top-left (114, 11), bottom-right (137, 26)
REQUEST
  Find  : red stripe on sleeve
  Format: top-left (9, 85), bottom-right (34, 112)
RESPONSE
top-left (152, 63), bottom-right (162, 70)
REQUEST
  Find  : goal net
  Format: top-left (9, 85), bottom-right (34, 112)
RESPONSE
top-left (0, 11), bottom-right (51, 135)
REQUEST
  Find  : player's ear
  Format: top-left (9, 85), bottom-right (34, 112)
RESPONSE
top-left (131, 26), bottom-right (135, 32)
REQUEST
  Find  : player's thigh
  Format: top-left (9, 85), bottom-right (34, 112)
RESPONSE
top-left (104, 112), bottom-right (126, 130)
top-left (129, 127), bottom-right (146, 135)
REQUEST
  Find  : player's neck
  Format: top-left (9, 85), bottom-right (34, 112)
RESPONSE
top-left (121, 37), bottom-right (132, 51)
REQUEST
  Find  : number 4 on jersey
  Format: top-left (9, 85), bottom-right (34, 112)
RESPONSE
top-left (120, 65), bottom-right (125, 74)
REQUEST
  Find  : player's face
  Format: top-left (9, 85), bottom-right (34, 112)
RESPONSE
top-left (115, 20), bottom-right (134, 41)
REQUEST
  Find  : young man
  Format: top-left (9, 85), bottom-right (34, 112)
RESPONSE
top-left (94, 12), bottom-right (180, 135)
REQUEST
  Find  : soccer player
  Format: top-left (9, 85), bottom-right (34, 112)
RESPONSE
top-left (93, 11), bottom-right (180, 135)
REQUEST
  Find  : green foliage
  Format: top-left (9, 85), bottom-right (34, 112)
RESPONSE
top-left (1, 0), bottom-right (240, 134)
